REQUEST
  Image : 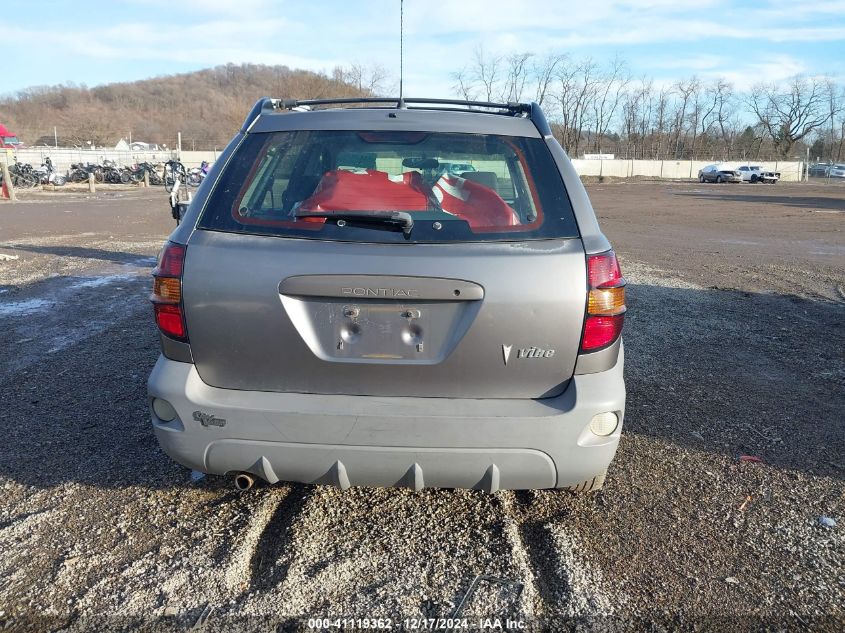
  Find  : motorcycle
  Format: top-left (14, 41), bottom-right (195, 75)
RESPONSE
top-left (9, 162), bottom-right (40, 188)
top-left (68, 163), bottom-right (95, 183)
top-left (129, 162), bottom-right (164, 185)
top-left (186, 167), bottom-right (203, 187)
top-left (101, 159), bottom-right (130, 184)
top-left (163, 160), bottom-right (187, 193)
top-left (186, 160), bottom-right (211, 188)
top-left (33, 158), bottom-right (67, 186)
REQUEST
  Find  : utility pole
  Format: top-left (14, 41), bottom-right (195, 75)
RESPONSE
top-left (54, 126), bottom-right (58, 148)
top-left (805, 147), bottom-right (810, 182)
top-left (177, 132), bottom-right (182, 160)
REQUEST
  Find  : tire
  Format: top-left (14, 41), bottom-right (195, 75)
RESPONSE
top-left (750, 175), bottom-right (758, 183)
top-left (120, 172), bottom-right (131, 184)
top-left (566, 471), bottom-right (607, 493)
top-left (716, 175), bottom-right (723, 183)
top-left (699, 174), bottom-right (705, 183)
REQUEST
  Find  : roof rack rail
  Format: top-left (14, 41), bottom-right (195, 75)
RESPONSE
top-left (278, 97), bottom-right (531, 113)
top-left (241, 97), bottom-right (552, 137)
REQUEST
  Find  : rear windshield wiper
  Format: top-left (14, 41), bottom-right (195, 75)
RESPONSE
top-left (294, 210), bottom-right (414, 237)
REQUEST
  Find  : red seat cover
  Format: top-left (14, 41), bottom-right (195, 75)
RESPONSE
top-left (298, 169), bottom-right (520, 230)
top-left (298, 169), bottom-right (429, 212)
top-left (433, 175), bottom-right (519, 228)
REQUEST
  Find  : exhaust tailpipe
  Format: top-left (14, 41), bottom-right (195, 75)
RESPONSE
top-left (234, 473), bottom-right (255, 491)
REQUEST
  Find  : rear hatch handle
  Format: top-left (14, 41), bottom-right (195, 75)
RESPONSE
top-left (279, 275), bottom-right (484, 301)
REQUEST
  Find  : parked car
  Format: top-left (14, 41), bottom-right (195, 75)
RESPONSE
top-left (147, 97), bottom-right (626, 493)
top-left (807, 162), bottom-right (845, 178)
top-left (698, 164), bottom-right (742, 183)
top-left (736, 165), bottom-right (779, 183)
top-left (438, 161), bottom-right (476, 176)
top-left (808, 163), bottom-right (831, 177)
top-left (828, 164), bottom-right (845, 179)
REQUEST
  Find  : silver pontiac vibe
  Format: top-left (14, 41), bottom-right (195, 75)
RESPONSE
top-left (147, 97), bottom-right (626, 492)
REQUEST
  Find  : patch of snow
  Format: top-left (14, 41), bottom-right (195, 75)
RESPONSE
top-left (0, 298), bottom-right (52, 317)
top-left (68, 274), bottom-right (134, 290)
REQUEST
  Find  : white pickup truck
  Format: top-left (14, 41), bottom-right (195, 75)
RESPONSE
top-left (736, 165), bottom-right (780, 183)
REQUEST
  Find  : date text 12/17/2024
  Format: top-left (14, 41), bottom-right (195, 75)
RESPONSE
top-left (307, 617), bottom-right (527, 630)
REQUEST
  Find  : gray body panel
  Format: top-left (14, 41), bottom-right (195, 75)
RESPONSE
top-left (182, 231), bottom-right (587, 398)
top-left (148, 344), bottom-right (624, 490)
top-left (574, 337), bottom-right (622, 375)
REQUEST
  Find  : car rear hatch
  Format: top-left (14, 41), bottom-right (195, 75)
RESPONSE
top-left (182, 232), bottom-right (585, 398)
top-left (182, 121), bottom-right (587, 399)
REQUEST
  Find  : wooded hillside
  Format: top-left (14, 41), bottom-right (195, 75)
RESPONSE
top-left (0, 63), bottom-right (382, 150)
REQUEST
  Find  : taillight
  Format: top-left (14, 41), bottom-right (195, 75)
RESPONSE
top-left (151, 242), bottom-right (187, 341)
top-left (581, 250), bottom-right (626, 352)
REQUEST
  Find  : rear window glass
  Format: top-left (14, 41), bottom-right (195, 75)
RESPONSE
top-left (198, 130), bottom-right (578, 243)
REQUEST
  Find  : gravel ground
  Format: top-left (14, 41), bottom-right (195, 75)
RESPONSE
top-left (0, 183), bottom-right (842, 631)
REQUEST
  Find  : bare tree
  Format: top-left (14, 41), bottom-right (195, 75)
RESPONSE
top-left (636, 80), bottom-right (654, 158)
top-left (587, 56), bottom-right (630, 153)
top-left (550, 58), bottom-right (600, 155)
top-left (451, 51), bottom-right (565, 107)
top-left (620, 77), bottom-right (656, 159)
top-left (747, 76), bottom-right (837, 158)
top-left (531, 53), bottom-right (565, 106)
top-left (652, 87), bottom-right (671, 159)
top-left (686, 79), bottom-right (705, 158)
top-left (828, 81), bottom-right (845, 161)
top-left (451, 67), bottom-right (478, 101)
top-left (333, 63), bottom-right (389, 95)
top-left (710, 79), bottom-right (736, 157)
top-left (671, 77), bottom-right (699, 158)
top-left (500, 52), bottom-right (533, 102)
top-left (471, 45), bottom-right (502, 102)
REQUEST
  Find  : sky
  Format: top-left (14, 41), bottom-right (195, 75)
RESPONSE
top-left (2, 0), bottom-right (844, 97)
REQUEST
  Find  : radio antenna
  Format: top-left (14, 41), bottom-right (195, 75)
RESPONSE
top-left (398, 0), bottom-right (406, 108)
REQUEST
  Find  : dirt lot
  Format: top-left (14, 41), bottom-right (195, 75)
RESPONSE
top-left (0, 182), bottom-right (842, 630)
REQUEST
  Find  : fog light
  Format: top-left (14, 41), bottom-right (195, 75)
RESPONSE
top-left (152, 398), bottom-right (178, 422)
top-left (589, 412), bottom-right (618, 436)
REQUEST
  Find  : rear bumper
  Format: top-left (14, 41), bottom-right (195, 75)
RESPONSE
top-left (147, 345), bottom-right (625, 491)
